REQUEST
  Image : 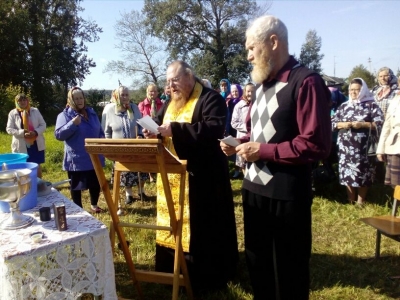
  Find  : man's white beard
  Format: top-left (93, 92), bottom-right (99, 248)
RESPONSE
top-left (251, 56), bottom-right (275, 84)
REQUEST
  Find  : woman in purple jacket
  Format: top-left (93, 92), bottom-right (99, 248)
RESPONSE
top-left (55, 87), bottom-right (105, 213)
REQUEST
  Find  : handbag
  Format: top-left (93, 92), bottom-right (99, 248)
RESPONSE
top-left (366, 123), bottom-right (378, 156)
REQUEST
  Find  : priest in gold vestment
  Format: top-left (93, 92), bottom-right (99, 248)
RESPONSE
top-left (144, 60), bottom-right (238, 291)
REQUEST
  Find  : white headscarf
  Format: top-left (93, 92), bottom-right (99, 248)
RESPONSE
top-left (349, 78), bottom-right (374, 103)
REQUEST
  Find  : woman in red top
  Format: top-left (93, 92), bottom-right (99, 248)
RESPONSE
top-left (138, 83), bottom-right (163, 118)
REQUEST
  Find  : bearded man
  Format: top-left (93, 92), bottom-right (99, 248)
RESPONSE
top-left (143, 60), bottom-right (238, 292)
top-left (221, 15), bottom-right (331, 299)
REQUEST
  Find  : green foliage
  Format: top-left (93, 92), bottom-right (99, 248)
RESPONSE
top-left (348, 64), bottom-right (375, 89)
top-left (2, 129), bottom-right (400, 299)
top-left (130, 86), bottom-right (148, 105)
top-left (85, 88), bottom-right (108, 118)
top-left (0, 84), bottom-right (35, 131)
top-left (143, 0), bottom-right (265, 87)
top-left (0, 0), bottom-right (102, 112)
top-left (299, 29), bottom-right (324, 73)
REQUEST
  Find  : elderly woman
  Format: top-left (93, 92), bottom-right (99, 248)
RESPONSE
top-left (55, 87), bottom-right (105, 212)
top-left (371, 67), bottom-right (398, 117)
top-left (138, 83), bottom-right (163, 118)
top-left (332, 78), bottom-right (384, 205)
top-left (377, 94), bottom-right (400, 190)
top-left (231, 83), bottom-right (254, 178)
top-left (6, 94), bottom-right (46, 177)
top-left (101, 86), bottom-right (149, 203)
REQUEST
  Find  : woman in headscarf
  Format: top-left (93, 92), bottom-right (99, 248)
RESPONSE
top-left (54, 87), bottom-right (105, 213)
top-left (219, 78), bottom-right (231, 101)
top-left (224, 83), bottom-right (244, 178)
top-left (231, 83), bottom-right (254, 178)
top-left (332, 78), bottom-right (384, 206)
top-left (6, 94), bottom-right (46, 177)
top-left (225, 83), bottom-right (243, 138)
top-left (371, 67), bottom-right (398, 117)
top-left (101, 86), bottom-right (149, 204)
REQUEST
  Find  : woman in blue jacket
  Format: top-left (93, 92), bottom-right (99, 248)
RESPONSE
top-left (55, 87), bottom-right (105, 213)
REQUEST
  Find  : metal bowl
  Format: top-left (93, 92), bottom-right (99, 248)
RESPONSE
top-left (0, 169), bottom-right (31, 202)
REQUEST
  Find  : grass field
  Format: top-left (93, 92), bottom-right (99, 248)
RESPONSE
top-left (1, 127), bottom-right (400, 299)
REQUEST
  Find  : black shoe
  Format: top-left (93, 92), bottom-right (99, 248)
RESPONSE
top-left (231, 172), bottom-right (243, 179)
top-left (125, 195), bottom-right (135, 205)
top-left (139, 192), bottom-right (150, 201)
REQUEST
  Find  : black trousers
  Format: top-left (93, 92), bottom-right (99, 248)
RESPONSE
top-left (242, 189), bottom-right (312, 300)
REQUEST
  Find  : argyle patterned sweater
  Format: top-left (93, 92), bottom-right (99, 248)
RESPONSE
top-left (243, 64), bottom-right (322, 201)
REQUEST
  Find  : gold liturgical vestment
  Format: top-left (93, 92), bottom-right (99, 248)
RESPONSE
top-left (156, 82), bottom-right (202, 252)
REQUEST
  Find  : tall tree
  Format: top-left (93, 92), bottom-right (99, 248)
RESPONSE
top-left (298, 29), bottom-right (324, 73)
top-left (347, 64), bottom-right (375, 90)
top-left (104, 10), bottom-right (167, 87)
top-left (143, 0), bottom-right (270, 87)
top-left (0, 0), bottom-right (102, 113)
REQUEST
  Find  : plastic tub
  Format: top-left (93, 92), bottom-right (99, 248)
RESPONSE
top-left (0, 162), bottom-right (38, 213)
top-left (0, 153), bottom-right (29, 166)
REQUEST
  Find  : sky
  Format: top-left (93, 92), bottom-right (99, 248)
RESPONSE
top-left (79, 0), bottom-right (400, 90)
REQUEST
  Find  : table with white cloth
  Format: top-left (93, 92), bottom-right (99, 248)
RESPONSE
top-left (0, 189), bottom-right (118, 300)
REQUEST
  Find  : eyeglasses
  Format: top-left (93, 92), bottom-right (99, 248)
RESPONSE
top-left (166, 77), bottom-right (181, 85)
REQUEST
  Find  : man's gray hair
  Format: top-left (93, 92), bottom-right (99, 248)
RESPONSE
top-left (170, 60), bottom-right (202, 83)
top-left (246, 15), bottom-right (288, 46)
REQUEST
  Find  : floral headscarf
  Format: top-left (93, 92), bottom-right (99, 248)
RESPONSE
top-left (349, 78), bottom-right (374, 103)
top-left (112, 86), bottom-right (133, 119)
top-left (15, 93), bottom-right (30, 113)
top-left (67, 87), bottom-right (88, 120)
top-left (15, 94), bottom-right (35, 146)
top-left (374, 68), bottom-right (398, 101)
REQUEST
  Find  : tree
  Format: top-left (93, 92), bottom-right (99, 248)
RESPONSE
top-left (104, 10), bottom-right (167, 87)
top-left (0, 0), bottom-right (102, 116)
top-left (143, 0), bottom-right (270, 87)
top-left (298, 29), bottom-right (324, 73)
top-left (347, 64), bottom-right (375, 90)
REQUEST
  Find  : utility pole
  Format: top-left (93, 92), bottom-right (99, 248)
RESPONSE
top-left (334, 56), bottom-right (336, 77)
top-left (368, 57), bottom-right (372, 73)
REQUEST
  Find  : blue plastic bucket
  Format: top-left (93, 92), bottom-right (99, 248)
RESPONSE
top-left (0, 153), bottom-right (29, 166)
top-left (0, 162), bottom-right (38, 213)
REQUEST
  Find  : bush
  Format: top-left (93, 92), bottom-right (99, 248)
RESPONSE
top-left (0, 84), bottom-right (34, 132)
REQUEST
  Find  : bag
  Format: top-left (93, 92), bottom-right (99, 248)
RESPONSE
top-left (366, 123), bottom-right (378, 156)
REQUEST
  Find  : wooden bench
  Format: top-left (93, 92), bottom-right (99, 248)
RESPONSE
top-left (360, 198), bottom-right (400, 259)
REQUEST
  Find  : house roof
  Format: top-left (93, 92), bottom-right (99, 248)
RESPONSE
top-left (320, 73), bottom-right (346, 87)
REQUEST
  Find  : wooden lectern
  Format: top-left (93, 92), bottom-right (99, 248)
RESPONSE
top-left (85, 138), bottom-right (193, 300)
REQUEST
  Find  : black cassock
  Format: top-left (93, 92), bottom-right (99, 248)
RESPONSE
top-left (154, 86), bottom-right (239, 290)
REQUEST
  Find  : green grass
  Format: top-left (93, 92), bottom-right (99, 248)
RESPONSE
top-left (1, 128), bottom-right (400, 299)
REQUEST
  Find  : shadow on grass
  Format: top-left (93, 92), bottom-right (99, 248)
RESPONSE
top-left (313, 178), bottom-right (393, 207)
top-left (113, 251), bottom-right (252, 300)
top-left (310, 252), bottom-right (400, 298)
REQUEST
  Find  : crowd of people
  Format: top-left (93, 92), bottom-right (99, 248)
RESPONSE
top-left (5, 13), bottom-right (400, 300)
